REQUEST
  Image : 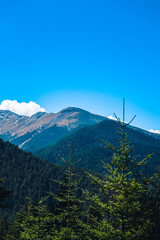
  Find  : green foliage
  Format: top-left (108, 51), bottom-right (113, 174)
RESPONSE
top-left (7, 144), bottom-right (93, 239)
top-left (51, 144), bottom-right (87, 239)
top-left (85, 108), bottom-right (153, 240)
top-left (7, 197), bottom-right (57, 239)
top-left (0, 138), bottom-right (95, 220)
top-left (36, 117), bottom-right (160, 175)
top-left (145, 166), bottom-right (160, 240)
top-left (2, 102), bottom-right (160, 239)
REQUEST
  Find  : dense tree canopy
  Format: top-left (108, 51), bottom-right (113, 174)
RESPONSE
top-left (1, 102), bottom-right (160, 239)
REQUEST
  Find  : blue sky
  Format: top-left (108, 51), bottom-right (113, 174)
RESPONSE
top-left (0, 0), bottom-right (160, 131)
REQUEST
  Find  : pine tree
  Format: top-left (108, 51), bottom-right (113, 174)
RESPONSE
top-left (85, 99), bottom-right (153, 240)
top-left (52, 143), bottom-right (87, 240)
top-left (146, 165), bottom-right (160, 240)
top-left (7, 197), bottom-right (57, 239)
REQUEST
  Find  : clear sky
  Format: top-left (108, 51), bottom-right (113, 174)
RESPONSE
top-left (0, 0), bottom-right (160, 132)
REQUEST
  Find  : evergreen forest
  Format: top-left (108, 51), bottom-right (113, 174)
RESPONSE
top-left (1, 108), bottom-right (160, 239)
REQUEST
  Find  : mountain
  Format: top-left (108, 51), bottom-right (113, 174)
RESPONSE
top-left (0, 108), bottom-right (106, 152)
top-left (1, 107), bottom-right (160, 218)
top-left (36, 118), bottom-right (160, 176)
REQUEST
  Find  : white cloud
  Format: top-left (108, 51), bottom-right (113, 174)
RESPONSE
top-left (107, 115), bottom-right (117, 121)
top-left (0, 100), bottom-right (46, 117)
top-left (148, 129), bottom-right (160, 134)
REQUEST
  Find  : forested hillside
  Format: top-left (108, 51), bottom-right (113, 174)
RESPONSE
top-left (1, 115), bottom-right (160, 239)
top-left (36, 118), bottom-right (160, 175)
top-left (0, 138), bottom-right (97, 220)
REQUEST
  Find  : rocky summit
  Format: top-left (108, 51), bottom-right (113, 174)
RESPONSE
top-left (0, 108), bottom-right (106, 151)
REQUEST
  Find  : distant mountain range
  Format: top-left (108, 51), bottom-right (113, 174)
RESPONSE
top-left (0, 107), bottom-right (160, 176)
top-left (1, 107), bottom-right (160, 218)
top-left (0, 107), bottom-right (105, 152)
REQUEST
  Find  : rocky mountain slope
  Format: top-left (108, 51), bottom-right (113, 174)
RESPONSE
top-left (0, 108), bottom-right (106, 151)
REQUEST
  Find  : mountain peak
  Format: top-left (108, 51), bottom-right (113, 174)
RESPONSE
top-left (0, 107), bottom-right (106, 150)
top-left (0, 109), bottom-right (20, 116)
top-left (30, 111), bottom-right (48, 118)
top-left (59, 107), bottom-right (89, 114)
